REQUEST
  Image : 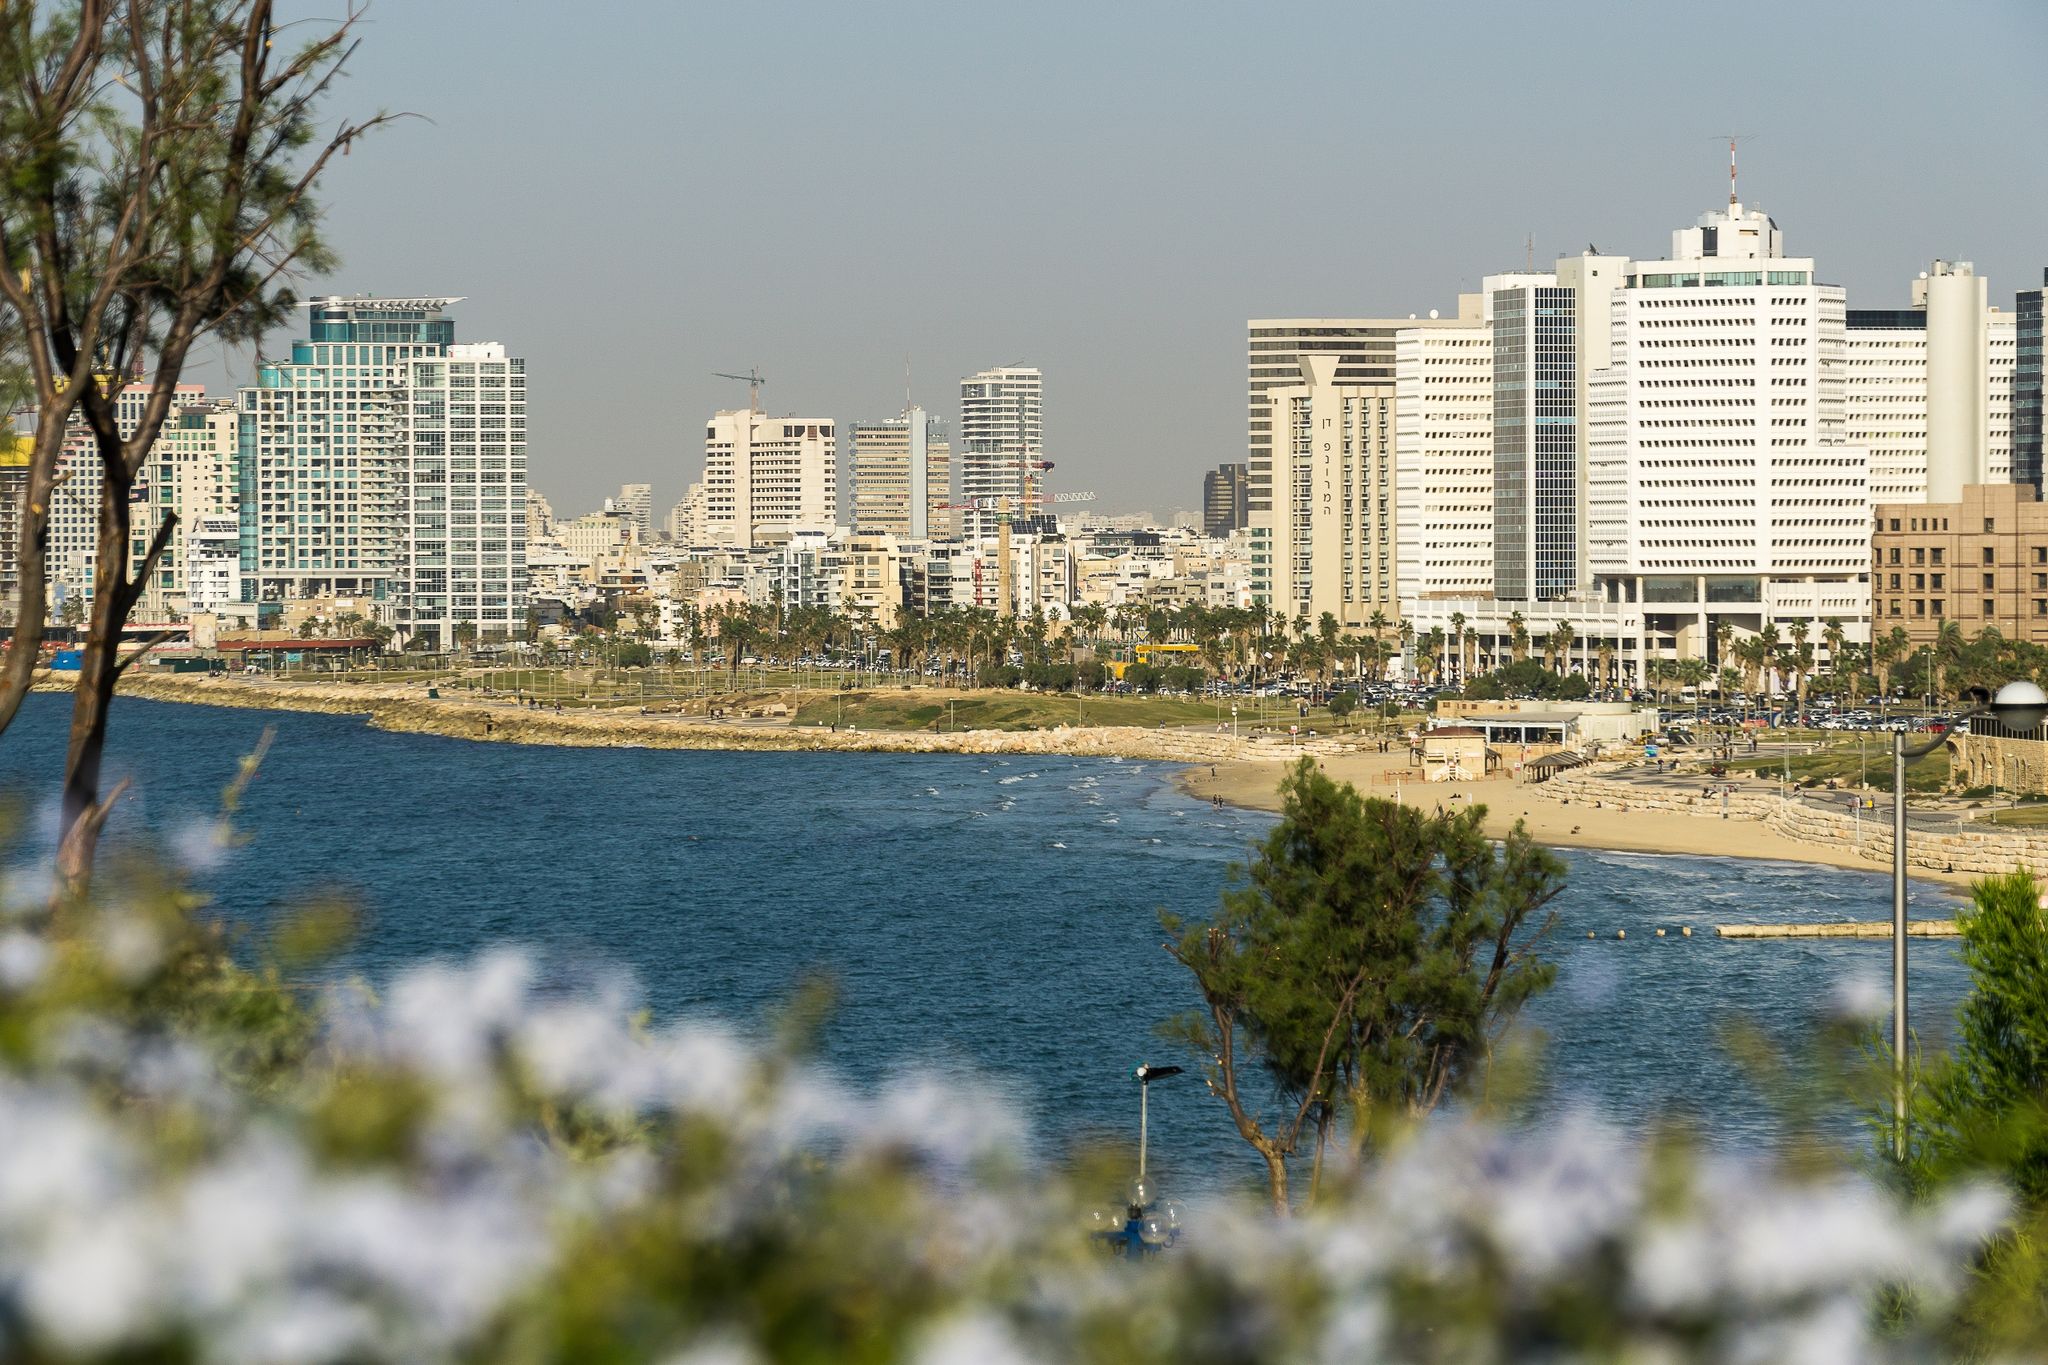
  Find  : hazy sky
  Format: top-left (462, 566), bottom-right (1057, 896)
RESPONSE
top-left (191, 0), bottom-right (2048, 519)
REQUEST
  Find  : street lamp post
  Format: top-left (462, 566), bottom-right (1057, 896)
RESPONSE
top-left (1887, 680), bottom-right (2048, 1160)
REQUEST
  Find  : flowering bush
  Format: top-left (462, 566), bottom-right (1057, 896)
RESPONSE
top-left (0, 854), bottom-right (2023, 1365)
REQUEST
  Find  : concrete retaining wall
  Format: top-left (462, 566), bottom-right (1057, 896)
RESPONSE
top-left (1544, 771), bottom-right (2048, 878)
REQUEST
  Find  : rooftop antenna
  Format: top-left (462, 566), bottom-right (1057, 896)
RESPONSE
top-left (1525, 232), bottom-right (1533, 270)
top-left (1716, 134), bottom-right (1756, 207)
top-left (712, 367), bottom-right (766, 412)
top-left (905, 353), bottom-right (912, 411)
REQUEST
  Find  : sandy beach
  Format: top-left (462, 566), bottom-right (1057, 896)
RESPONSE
top-left (1178, 750), bottom-right (1980, 891)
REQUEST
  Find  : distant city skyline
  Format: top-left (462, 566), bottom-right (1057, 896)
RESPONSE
top-left (181, 0), bottom-right (2048, 518)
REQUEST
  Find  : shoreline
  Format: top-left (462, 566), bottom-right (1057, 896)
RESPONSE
top-left (36, 673), bottom-right (1989, 890)
top-left (41, 673), bottom-right (1309, 766)
top-left (1175, 757), bottom-right (1981, 892)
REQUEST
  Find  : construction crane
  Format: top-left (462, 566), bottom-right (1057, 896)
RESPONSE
top-left (712, 368), bottom-right (767, 412)
top-left (936, 491), bottom-right (1097, 618)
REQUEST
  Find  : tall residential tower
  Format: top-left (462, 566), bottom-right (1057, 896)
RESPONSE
top-left (958, 367), bottom-right (1042, 542)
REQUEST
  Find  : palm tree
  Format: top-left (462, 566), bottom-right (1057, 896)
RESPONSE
top-left (1789, 622), bottom-right (1812, 723)
top-left (1821, 618), bottom-right (1846, 677)
top-left (1937, 619), bottom-right (1965, 701)
top-left (1549, 621), bottom-right (1577, 678)
top-left (1449, 611), bottom-right (1468, 684)
top-left (1508, 611), bottom-right (1529, 665)
top-left (1596, 640), bottom-right (1616, 693)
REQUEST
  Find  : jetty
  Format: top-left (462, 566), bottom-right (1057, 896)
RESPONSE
top-left (1716, 920), bottom-right (1960, 939)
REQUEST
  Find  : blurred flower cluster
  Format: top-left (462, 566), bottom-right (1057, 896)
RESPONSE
top-left (0, 860), bottom-right (2020, 1364)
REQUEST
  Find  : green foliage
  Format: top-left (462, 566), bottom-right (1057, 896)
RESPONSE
top-left (1884, 872), bottom-right (2048, 1351)
top-left (1326, 691), bottom-right (1358, 723)
top-left (1902, 874), bottom-right (2048, 1202)
top-left (1163, 759), bottom-right (1566, 1209)
top-left (1459, 659), bottom-right (1590, 701)
top-left (1123, 662), bottom-right (1161, 692)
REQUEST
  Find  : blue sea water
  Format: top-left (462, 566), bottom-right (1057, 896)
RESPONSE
top-left (0, 694), bottom-right (1972, 1189)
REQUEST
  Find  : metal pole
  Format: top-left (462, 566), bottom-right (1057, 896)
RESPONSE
top-left (1893, 726), bottom-right (1908, 1162)
top-left (1138, 1081), bottom-right (1149, 1179)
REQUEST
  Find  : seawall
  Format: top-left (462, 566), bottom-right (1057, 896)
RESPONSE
top-left (1541, 771), bottom-right (2048, 880)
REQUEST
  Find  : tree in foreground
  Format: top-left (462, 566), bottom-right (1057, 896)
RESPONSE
top-left (1162, 759), bottom-right (1566, 1212)
top-left (0, 1), bottom-right (392, 890)
top-left (1891, 870), bottom-right (2048, 1351)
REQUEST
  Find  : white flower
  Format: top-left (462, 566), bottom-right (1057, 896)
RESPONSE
top-left (19, 1204), bottom-right (171, 1353)
top-left (209, 1289), bottom-right (382, 1365)
top-left (0, 930), bottom-right (48, 991)
top-left (913, 1312), bottom-right (1045, 1365)
top-left (1829, 973), bottom-right (1890, 1022)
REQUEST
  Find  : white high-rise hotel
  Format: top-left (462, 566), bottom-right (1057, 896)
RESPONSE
top-left (702, 408), bottom-right (836, 548)
top-left (1583, 201), bottom-right (1871, 652)
top-left (1404, 202), bottom-right (1880, 676)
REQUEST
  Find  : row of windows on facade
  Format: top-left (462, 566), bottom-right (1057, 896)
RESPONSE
top-left (1883, 598), bottom-right (2048, 619)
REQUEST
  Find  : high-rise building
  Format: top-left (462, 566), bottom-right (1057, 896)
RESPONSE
top-left (1846, 305), bottom-right (1930, 505)
top-left (1584, 201), bottom-right (1870, 657)
top-left (1246, 317), bottom-right (1466, 625)
top-left (703, 409), bottom-right (836, 548)
top-left (1394, 309), bottom-right (1492, 602)
top-left (2019, 271), bottom-right (2047, 492)
top-left (852, 406), bottom-right (951, 539)
top-left (1201, 463), bottom-right (1248, 537)
top-left (1843, 263), bottom-right (2018, 505)
top-left (386, 342), bottom-right (528, 647)
top-left (1488, 272), bottom-right (1574, 602)
top-left (239, 296), bottom-right (460, 607)
top-left (616, 483), bottom-right (652, 543)
top-left (958, 367), bottom-right (1042, 542)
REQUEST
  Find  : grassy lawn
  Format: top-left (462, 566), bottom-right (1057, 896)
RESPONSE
top-left (1976, 803), bottom-right (2048, 827)
top-left (1723, 742), bottom-right (1949, 794)
top-left (784, 689), bottom-right (1393, 734)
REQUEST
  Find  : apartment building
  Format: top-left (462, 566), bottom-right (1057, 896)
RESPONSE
top-left (240, 296), bottom-right (462, 608)
top-left (135, 399), bottom-right (240, 619)
top-left (958, 367), bottom-right (1042, 541)
top-left (385, 342), bottom-right (529, 648)
top-left (851, 406), bottom-right (951, 539)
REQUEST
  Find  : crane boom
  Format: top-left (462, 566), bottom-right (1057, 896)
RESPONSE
top-left (712, 368), bottom-right (767, 411)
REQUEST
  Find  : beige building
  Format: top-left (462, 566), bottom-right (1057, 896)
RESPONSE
top-left (1871, 482), bottom-right (2048, 648)
top-left (842, 534), bottom-right (907, 632)
top-left (1248, 316), bottom-right (1466, 628)
top-left (852, 407), bottom-right (951, 539)
top-left (133, 398), bottom-right (240, 619)
top-left (704, 408), bottom-right (836, 548)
